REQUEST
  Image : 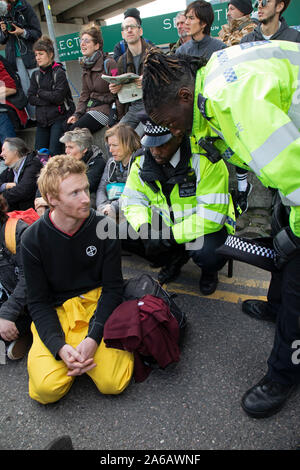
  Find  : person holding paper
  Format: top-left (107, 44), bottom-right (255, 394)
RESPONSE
top-left (108, 11), bottom-right (152, 136)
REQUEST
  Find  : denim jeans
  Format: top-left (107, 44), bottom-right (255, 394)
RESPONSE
top-left (0, 111), bottom-right (16, 144)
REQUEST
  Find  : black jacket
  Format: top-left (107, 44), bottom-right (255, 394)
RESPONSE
top-left (21, 209), bottom-right (123, 358)
top-left (0, 0), bottom-right (41, 70)
top-left (27, 62), bottom-right (75, 127)
top-left (82, 145), bottom-right (106, 194)
top-left (0, 152), bottom-right (43, 211)
top-left (0, 219), bottom-right (28, 322)
top-left (241, 17), bottom-right (300, 43)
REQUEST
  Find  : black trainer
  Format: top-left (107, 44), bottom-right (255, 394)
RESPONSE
top-left (236, 182), bottom-right (253, 214)
top-left (242, 299), bottom-right (277, 323)
top-left (241, 375), bottom-right (296, 418)
top-left (199, 270), bottom-right (218, 295)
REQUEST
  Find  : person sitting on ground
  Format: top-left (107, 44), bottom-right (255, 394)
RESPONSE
top-left (175, 0), bottom-right (226, 59)
top-left (21, 154), bottom-right (134, 404)
top-left (0, 55), bottom-right (28, 144)
top-left (60, 127), bottom-right (106, 209)
top-left (109, 9), bottom-right (152, 136)
top-left (27, 36), bottom-right (75, 157)
top-left (96, 123), bottom-right (140, 221)
top-left (0, 194), bottom-right (31, 363)
top-left (67, 23), bottom-right (118, 134)
top-left (121, 116), bottom-right (236, 290)
top-left (0, 137), bottom-right (42, 211)
top-left (34, 127), bottom-right (107, 214)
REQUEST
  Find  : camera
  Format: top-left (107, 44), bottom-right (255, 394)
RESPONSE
top-left (198, 137), bottom-right (222, 164)
top-left (0, 15), bottom-right (16, 32)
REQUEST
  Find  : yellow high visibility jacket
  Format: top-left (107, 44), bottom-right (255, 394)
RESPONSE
top-left (190, 40), bottom-right (300, 236)
top-left (121, 142), bottom-right (236, 244)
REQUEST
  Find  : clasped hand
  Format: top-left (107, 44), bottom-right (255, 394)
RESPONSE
top-left (58, 337), bottom-right (98, 377)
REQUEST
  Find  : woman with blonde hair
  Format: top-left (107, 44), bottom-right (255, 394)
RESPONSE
top-left (96, 123), bottom-right (141, 220)
top-left (67, 23), bottom-right (118, 133)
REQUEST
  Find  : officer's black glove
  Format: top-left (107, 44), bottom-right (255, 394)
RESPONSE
top-left (273, 227), bottom-right (300, 270)
top-left (139, 223), bottom-right (177, 258)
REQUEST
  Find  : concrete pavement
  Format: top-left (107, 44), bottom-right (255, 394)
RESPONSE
top-left (1, 250), bottom-right (299, 452)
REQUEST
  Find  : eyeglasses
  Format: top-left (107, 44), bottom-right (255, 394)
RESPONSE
top-left (80, 38), bottom-right (92, 44)
top-left (255, 0), bottom-right (270, 7)
top-left (121, 24), bottom-right (140, 32)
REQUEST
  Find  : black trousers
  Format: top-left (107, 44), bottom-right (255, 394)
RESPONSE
top-left (188, 227), bottom-right (228, 273)
top-left (266, 252), bottom-right (300, 385)
top-left (121, 222), bottom-right (227, 273)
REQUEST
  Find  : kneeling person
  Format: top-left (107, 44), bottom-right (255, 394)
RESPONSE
top-left (21, 155), bottom-right (134, 404)
top-left (121, 117), bottom-right (236, 294)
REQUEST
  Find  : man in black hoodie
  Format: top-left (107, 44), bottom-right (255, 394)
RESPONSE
top-left (21, 155), bottom-right (134, 404)
top-left (241, 0), bottom-right (300, 42)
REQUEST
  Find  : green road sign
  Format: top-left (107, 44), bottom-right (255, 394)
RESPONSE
top-left (56, 1), bottom-right (300, 61)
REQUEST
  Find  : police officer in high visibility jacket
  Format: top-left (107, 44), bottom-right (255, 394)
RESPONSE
top-left (121, 116), bottom-right (236, 294)
top-left (142, 40), bottom-right (300, 419)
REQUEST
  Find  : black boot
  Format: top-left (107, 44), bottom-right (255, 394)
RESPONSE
top-left (158, 251), bottom-right (189, 285)
top-left (242, 300), bottom-right (277, 323)
top-left (241, 375), bottom-right (296, 418)
top-left (199, 270), bottom-right (218, 295)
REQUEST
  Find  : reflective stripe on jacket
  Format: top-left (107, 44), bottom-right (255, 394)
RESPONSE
top-left (121, 151), bottom-right (235, 244)
top-left (191, 40), bottom-right (300, 236)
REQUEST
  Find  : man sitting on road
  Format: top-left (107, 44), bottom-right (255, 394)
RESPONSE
top-left (121, 116), bottom-right (236, 293)
top-left (21, 155), bottom-right (134, 404)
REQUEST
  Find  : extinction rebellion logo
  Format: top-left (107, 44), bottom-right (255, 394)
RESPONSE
top-left (86, 246), bottom-right (97, 257)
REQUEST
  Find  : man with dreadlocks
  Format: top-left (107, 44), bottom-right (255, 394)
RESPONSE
top-left (142, 41), bottom-right (300, 419)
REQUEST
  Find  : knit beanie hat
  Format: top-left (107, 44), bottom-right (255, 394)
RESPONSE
top-left (228, 0), bottom-right (253, 15)
top-left (124, 8), bottom-right (142, 25)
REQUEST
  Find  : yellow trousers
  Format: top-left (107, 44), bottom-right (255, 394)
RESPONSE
top-left (27, 288), bottom-right (134, 404)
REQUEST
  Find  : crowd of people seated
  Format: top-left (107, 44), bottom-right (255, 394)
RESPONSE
top-left (0, 0), bottom-right (300, 425)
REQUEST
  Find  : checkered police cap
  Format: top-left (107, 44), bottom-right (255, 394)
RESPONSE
top-left (139, 113), bottom-right (173, 148)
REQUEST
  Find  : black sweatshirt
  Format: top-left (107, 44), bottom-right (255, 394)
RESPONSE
top-left (21, 209), bottom-right (123, 358)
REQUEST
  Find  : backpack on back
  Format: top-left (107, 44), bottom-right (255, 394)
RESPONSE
top-left (5, 209), bottom-right (40, 254)
top-left (34, 67), bottom-right (75, 117)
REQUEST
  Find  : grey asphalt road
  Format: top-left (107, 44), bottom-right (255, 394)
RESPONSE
top-left (1, 253), bottom-right (299, 452)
